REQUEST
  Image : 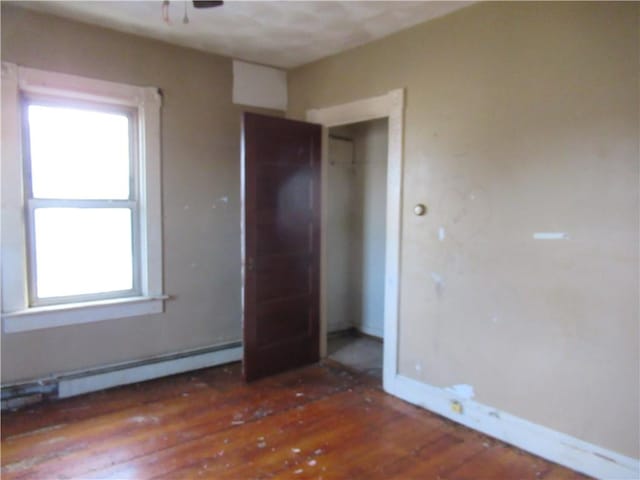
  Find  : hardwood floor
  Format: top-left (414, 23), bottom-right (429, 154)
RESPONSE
top-left (1, 361), bottom-right (589, 479)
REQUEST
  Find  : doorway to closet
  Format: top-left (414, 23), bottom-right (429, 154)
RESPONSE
top-left (325, 118), bottom-right (388, 379)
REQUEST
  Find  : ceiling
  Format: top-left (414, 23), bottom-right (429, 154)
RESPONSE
top-left (16, 1), bottom-right (472, 69)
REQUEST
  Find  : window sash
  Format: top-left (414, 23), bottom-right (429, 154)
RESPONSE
top-left (22, 98), bottom-right (142, 307)
top-left (2, 62), bottom-right (164, 331)
top-left (21, 95), bottom-right (138, 202)
top-left (25, 200), bottom-right (142, 307)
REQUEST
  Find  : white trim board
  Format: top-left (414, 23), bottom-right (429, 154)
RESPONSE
top-left (58, 343), bottom-right (242, 398)
top-left (387, 374), bottom-right (639, 480)
top-left (358, 323), bottom-right (383, 339)
top-left (233, 60), bottom-right (287, 111)
top-left (327, 322), bottom-right (355, 334)
top-left (3, 296), bottom-right (166, 333)
top-left (306, 89), bottom-right (405, 397)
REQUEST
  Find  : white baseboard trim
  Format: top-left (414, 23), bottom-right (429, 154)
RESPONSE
top-left (385, 374), bottom-right (639, 480)
top-left (327, 323), bottom-right (355, 334)
top-left (58, 343), bottom-right (242, 399)
top-left (358, 323), bottom-right (383, 339)
top-left (327, 324), bottom-right (383, 339)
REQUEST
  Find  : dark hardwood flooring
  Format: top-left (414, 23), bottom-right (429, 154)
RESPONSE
top-left (1, 361), bottom-right (590, 479)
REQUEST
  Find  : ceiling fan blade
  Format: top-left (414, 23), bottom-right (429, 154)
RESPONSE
top-left (193, 0), bottom-right (223, 8)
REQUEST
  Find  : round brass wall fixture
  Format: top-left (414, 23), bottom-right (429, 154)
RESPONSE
top-left (414, 204), bottom-right (427, 216)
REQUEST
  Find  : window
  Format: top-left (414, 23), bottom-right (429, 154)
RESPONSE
top-left (1, 63), bottom-right (165, 332)
top-left (25, 100), bottom-right (138, 304)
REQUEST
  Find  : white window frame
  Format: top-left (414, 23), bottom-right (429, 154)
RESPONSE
top-left (1, 63), bottom-right (166, 333)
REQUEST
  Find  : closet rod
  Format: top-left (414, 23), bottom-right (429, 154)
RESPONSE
top-left (329, 134), bottom-right (353, 142)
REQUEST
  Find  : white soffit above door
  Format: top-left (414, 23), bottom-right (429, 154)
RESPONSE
top-left (14, 1), bottom-right (473, 69)
top-left (233, 60), bottom-right (287, 110)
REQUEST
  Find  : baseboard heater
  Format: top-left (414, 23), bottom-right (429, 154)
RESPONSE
top-left (1, 342), bottom-right (242, 410)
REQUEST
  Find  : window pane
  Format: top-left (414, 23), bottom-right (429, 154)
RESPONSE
top-left (27, 104), bottom-right (131, 199)
top-left (33, 208), bottom-right (134, 299)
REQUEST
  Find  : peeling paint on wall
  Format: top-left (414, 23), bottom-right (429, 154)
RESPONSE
top-left (533, 232), bottom-right (569, 240)
top-left (430, 272), bottom-right (444, 298)
top-left (211, 196), bottom-right (230, 209)
top-left (446, 384), bottom-right (475, 400)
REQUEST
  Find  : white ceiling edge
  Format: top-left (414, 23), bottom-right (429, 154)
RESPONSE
top-left (9, 1), bottom-right (474, 69)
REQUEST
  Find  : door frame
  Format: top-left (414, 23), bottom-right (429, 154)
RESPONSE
top-left (306, 88), bottom-right (405, 392)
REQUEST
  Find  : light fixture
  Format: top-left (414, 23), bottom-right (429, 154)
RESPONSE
top-left (161, 1), bottom-right (224, 25)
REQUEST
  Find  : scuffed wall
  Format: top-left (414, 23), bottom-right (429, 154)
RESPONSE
top-left (288, 2), bottom-right (639, 458)
top-left (1, 5), bottom-right (247, 382)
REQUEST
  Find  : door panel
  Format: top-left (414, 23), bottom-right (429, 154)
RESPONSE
top-left (255, 221), bottom-right (311, 255)
top-left (242, 112), bottom-right (321, 381)
top-left (256, 164), bottom-right (313, 210)
top-left (256, 265), bottom-right (310, 302)
top-left (256, 297), bottom-right (312, 347)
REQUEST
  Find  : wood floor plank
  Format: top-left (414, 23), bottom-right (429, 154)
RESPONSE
top-left (360, 432), bottom-right (486, 480)
top-left (543, 464), bottom-right (596, 480)
top-left (89, 388), bottom-right (377, 479)
top-left (2, 366), bottom-right (362, 479)
top-left (148, 393), bottom-right (394, 479)
top-left (98, 386), bottom-right (427, 479)
top-left (0, 361), bottom-right (591, 480)
top-left (443, 443), bottom-right (553, 480)
top-left (1, 363), bottom-right (243, 440)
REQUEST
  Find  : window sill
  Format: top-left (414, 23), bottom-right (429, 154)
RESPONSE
top-left (2, 295), bottom-right (168, 333)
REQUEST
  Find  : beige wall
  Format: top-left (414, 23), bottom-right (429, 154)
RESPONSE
top-left (1, 5), bottom-right (254, 382)
top-left (289, 1), bottom-right (640, 458)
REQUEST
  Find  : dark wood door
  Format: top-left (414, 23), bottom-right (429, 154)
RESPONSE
top-left (242, 112), bottom-right (321, 381)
